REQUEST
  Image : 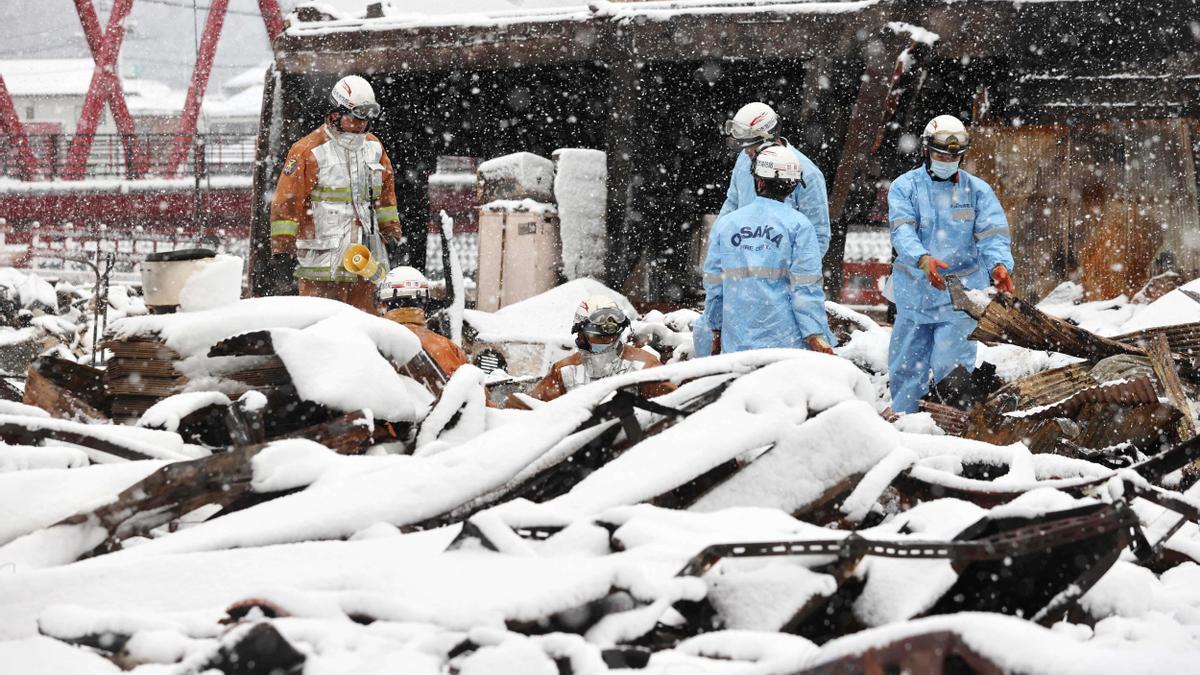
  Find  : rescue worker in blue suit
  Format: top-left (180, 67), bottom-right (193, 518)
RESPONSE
top-left (703, 144), bottom-right (835, 355)
top-left (719, 102), bottom-right (831, 257)
top-left (691, 312), bottom-right (713, 358)
top-left (888, 115), bottom-right (1016, 414)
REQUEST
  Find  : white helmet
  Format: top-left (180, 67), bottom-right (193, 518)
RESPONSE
top-left (330, 75), bottom-right (381, 120)
top-left (572, 294), bottom-right (630, 338)
top-left (753, 144), bottom-right (804, 181)
top-left (724, 102), bottom-right (779, 148)
top-left (378, 266), bottom-right (428, 305)
top-left (922, 115), bottom-right (969, 156)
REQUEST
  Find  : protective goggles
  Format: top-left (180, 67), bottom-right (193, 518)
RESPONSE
top-left (925, 130), bottom-right (969, 156)
top-left (348, 102), bottom-right (382, 120)
top-left (580, 308), bottom-right (629, 336)
top-left (724, 117), bottom-right (775, 140)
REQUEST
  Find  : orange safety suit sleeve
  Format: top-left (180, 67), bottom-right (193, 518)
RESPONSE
top-left (374, 145), bottom-right (403, 240)
top-left (269, 145), bottom-right (318, 255)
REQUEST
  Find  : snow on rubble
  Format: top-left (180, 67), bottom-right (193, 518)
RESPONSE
top-left (4, 273), bottom-right (1200, 671)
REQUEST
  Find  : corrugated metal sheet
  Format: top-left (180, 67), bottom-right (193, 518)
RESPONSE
top-left (1003, 375), bottom-right (1160, 421)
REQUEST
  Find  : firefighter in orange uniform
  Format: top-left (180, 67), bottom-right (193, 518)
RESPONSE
top-left (267, 74), bottom-right (402, 312)
top-left (523, 294), bottom-right (677, 404)
top-left (378, 266), bottom-right (468, 378)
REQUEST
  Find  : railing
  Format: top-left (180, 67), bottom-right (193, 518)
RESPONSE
top-left (0, 132), bottom-right (257, 181)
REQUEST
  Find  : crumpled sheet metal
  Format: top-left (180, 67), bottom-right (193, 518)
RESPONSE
top-left (1002, 375), bottom-right (1161, 421)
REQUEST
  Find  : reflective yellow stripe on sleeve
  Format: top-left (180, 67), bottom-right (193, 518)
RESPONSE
top-left (270, 220), bottom-right (299, 237)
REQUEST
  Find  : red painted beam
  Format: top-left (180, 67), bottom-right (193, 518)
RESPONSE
top-left (63, 0), bottom-right (136, 180)
top-left (74, 0), bottom-right (150, 177)
top-left (258, 0), bottom-right (285, 41)
top-left (166, 0), bottom-right (231, 178)
top-left (0, 190), bottom-right (253, 226)
top-left (0, 76), bottom-right (39, 181)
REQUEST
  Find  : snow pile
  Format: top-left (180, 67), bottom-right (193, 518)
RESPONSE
top-left (267, 312), bottom-right (429, 421)
top-left (1115, 276), bottom-right (1200, 333)
top-left (553, 148), bottom-right (607, 281)
top-left (477, 152), bottom-right (555, 202)
top-left (177, 254), bottom-right (244, 312)
top-left (136, 392), bottom-right (232, 432)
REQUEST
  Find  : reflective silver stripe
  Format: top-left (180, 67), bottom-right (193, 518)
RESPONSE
top-left (975, 226), bottom-right (1010, 241)
top-left (705, 267), bottom-right (789, 285)
top-left (890, 217), bottom-right (916, 230)
top-left (951, 208), bottom-right (975, 221)
top-left (790, 273), bottom-right (822, 285)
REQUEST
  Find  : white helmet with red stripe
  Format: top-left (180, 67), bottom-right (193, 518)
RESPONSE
top-left (724, 102), bottom-right (779, 148)
top-left (378, 266), bottom-right (429, 305)
top-left (330, 75), bottom-right (381, 120)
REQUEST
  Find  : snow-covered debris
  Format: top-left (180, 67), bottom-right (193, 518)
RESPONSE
top-left (177, 254), bottom-right (244, 312)
top-left (477, 151), bottom-right (555, 202)
top-left (136, 392), bottom-right (232, 432)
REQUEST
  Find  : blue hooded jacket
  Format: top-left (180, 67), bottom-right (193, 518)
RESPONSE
top-left (718, 146), bottom-right (831, 256)
top-left (703, 196), bottom-right (833, 353)
top-left (889, 166), bottom-right (1014, 323)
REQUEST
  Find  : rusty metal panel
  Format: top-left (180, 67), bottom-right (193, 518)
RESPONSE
top-left (967, 126), bottom-right (1072, 302)
top-left (968, 120), bottom-right (1200, 303)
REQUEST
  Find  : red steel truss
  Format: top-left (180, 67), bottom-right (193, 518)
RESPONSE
top-left (2, 0), bottom-right (283, 182)
top-left (0, 76), bottom-right (40, 181)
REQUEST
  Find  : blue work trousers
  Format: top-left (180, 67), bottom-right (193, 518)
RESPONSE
top-left (888, 314), bottom-right (978, 414)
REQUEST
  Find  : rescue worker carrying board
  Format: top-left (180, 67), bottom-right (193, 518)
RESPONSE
top-left (377, 266), bottom-right (468, 378)
top-left (718, 102), bottom-right (831, 256)
top-left (703, 144), bottom-right (834, 355)
top-left (514, 295), bottom-right (677, 406)
top-left (267, 75), bottom-right (403, 312)
top-left (887, 114), bottom-right (1016, 414)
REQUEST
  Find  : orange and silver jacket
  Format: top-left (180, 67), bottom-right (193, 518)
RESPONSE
top-left (269, 125), bottom-right (402, 282)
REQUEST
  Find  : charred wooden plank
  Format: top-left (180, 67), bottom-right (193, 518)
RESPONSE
top-left (1147, 334), bottom-right (1198, 445)
top-left (207, 330), bottom-right (276, 357)
top-left (23, 357), bottom-right (111, 421)
top-left (949, 278), bottom-right (1145, 361)
top-left (56, 410), bottom-right (385, 561)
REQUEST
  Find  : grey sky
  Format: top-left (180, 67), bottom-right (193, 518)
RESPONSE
top-left (0, 0), bottom-right (302, 89)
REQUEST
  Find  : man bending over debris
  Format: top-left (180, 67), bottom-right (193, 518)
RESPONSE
top-left (267, 75), bottom-right (403, 312)
top-left (516, 294), bottom-right (676, 405)
top-left (703, 144), bottom-right (834, 355)
top-left (887, 114), bottom-right (1016, 414)
top-left (378, 266), bottom-right (468, 378)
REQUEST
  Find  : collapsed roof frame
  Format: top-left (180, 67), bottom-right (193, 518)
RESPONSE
top-left (251, 0), bottom-right (1200, 302)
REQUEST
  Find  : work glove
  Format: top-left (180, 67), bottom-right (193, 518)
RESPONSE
top-left (806, 335), bottom-right (834, 355)
top-left (711, 329), bottom-right (722, 356)
top-left (266, 252), bottom-right (298, 296)
top-left (917, 254), bottom-right (950, 290)
top-left (992, 265), bottom-right (1015, 295)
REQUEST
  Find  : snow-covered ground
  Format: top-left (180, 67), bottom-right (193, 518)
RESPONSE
top-left (2, 269), bottom-right (1200, 672)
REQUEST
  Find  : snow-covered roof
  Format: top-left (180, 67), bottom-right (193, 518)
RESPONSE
top-left (287, 0), bottom-right (877, 34)
top-left (0, 59), bottom-right (96, 97)
top-left (221, 63), bottom-right (271, 95)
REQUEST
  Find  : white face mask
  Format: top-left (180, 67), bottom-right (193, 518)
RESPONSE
top-left (929, 158), bottom-right (960, 179)
top-left (334, 129), bottom-right (366, 150)
top-left (582, 340), bottom-right (623, 378)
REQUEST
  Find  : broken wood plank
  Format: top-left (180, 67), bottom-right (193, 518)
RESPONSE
top-left (1147, 334), bottom-right (1197, 445)
top-left (948, 278), bottom-right (1145, 361)
top-left (23, 357), bottom-right (111, 421)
